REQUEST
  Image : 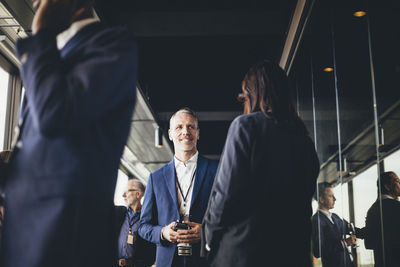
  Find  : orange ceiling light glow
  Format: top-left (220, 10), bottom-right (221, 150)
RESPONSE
top-left (353, 11), bottom-right (366, 17)
top-left (323, 67), bottom-right (334, 72)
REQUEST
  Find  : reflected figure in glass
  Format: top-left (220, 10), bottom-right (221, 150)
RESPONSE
top-left (312, 182), bottom-right (365, 267)
top-left (365, 171), bottom-right (400, 267)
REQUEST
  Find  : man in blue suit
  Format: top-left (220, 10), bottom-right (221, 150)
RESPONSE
top-left (311, 183), bottom-right (358, 267)
top-left (0, 1), bottom-right (137, 267)
top-left (139, 108), bottom-right (218, 267)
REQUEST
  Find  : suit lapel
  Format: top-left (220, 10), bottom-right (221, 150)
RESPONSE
top-left (190, 155), bottom-right (208, 208)
top-left (332, 214), bottom-right (345, 235)
top-left (60, 22), bottom-right (101, 58)
top-left (164, 160), bottom-right (179, 212)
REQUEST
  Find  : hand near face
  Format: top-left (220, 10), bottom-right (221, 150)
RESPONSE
top-left (32, 0), bottom-right (87, 34)
top-left (176, 221), bottom-right (202, 244)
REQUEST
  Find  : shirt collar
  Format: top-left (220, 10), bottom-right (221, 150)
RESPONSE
top-left (319, 209), bottom-right (332, 218)
top-left (174, 151), bottom-right (199, 168)
top-left (381, 194), bottom-right (397, 200)
top-left (56, 16), bottom-right (100, 50)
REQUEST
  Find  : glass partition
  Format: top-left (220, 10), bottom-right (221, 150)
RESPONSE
top-left (289, 1), bottom-right (400, 266)
top-left (0, 66), bottom-right (10, 149)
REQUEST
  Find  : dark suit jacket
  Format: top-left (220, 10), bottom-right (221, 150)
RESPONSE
top-left (202, 112), bottom-right (320, 267)
top-left (113, 206), bottom-right (156, 267)
top-left (311, 211), bottom-right (354, 267)
top-left (139, 155), bottom-right (218, 267)
top-left (365, 198), bottom-right (400, 267)
top-left (1, 23), bottom-right (137, 267)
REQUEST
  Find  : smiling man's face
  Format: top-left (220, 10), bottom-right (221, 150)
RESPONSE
top-left (168, 112), bottom-right (199, 155)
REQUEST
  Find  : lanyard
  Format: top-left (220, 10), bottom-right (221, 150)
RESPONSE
top-left (176, 168), bottom-right (197, 208)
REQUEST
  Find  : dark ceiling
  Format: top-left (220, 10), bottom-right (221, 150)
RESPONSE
top-left (95, 0), bottom-right (298, 158)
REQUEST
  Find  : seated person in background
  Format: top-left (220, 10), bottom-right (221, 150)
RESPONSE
top-left (365, 171), bottom-right (400, 267)
top-left (114, 178), bottom-right (155, 267)
top-left (311, 182), bottom-right (364, 267)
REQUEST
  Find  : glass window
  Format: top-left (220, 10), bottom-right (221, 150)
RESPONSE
top-left (0, 66), bottom-right (10, 149)
top-left (353, 165), bottom-right (378, 266)
top-left (332, 182), bottom-right (350, 221)
top-left (114, 170), bottom-right (128, 206)
top-left (384, 149), bottom-right (400, 176)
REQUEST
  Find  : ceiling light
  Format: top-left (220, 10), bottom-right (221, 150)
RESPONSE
top-left (353, 11), bottom-right (366, 18)
top-left (323, 67), bottom-right (334, 72)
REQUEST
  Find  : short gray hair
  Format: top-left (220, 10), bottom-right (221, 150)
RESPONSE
top-left (128, 178), bottom-right (145, 193)
top-left (169, 107), bottom-right (199, 129)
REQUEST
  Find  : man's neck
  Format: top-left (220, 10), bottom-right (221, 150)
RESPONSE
top-left (175, 150), bottom-right (197, 164)
top-left (319, 207), bottom-right (330, 213)
top-left (130, 203), bottom-right (142, 213)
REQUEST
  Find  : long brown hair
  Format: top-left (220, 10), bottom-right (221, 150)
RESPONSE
top-left (240, 59), bottom-right (307, 134)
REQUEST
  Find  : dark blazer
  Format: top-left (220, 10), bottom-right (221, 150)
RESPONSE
top-left (311, 211), bottom-right (354, 267)
top-left (365, 198), bottom-right (400, 267)
top-left (113, 206), bottom-right (156, 267)
top-left (1, 23), bottom-right (137, 267)
top-left (139, 155), bottom-right (218, 267)
top-left (202, 112), bottom-right (320, 267)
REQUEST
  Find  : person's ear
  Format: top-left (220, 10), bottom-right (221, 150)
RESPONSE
top-left (384, 183), bottom-right (391, 193)
top-left (168, 129), bottom-right (172, 141)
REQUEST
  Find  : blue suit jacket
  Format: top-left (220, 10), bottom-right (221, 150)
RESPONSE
top-left (1, 23), bottom-right (137, 267)
top-left (311, 211), bottom-right (354, 267)
top-left (139, 155), bottom-right (218, 267)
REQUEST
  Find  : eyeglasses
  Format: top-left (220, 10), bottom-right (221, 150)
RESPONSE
top-left (124, 189), bottom-right (140, 193)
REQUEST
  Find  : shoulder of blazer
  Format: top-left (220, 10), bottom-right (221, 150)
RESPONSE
top-left (198, 154), bottom-right (219, 170)
top-left (151, 159), bottom-right (174, 178)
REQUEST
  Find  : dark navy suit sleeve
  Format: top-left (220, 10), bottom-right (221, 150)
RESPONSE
top-left (202, 116), bottom-right (252, 252)
top-left (15, 28), bottom-right (137, 137)
top-left (138, 173), bottom-right (164, 245)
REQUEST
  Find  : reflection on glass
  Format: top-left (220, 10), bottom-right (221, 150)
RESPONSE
top-left (384, 149), bottom-right (400, 176)
top-left (353, 165), bottom-right (377, 266)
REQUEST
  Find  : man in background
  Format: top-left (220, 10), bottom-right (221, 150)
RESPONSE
top-left (114, 178), bottom-right (155, 267)
top-left (365, 171), bottom-right (400, 267)
top-left (0, 0), bottom-right (137, 266)
top-left (311, 182), bottom-right (361, 267)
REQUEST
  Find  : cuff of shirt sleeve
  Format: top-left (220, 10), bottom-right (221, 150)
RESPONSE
top-left (16, 29), bottom-right (58, 59)
top-left (160, 226), bottom-right (165, 241)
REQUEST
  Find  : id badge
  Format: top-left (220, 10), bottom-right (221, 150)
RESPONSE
top-left (127, 234), bottom-right (134, 245)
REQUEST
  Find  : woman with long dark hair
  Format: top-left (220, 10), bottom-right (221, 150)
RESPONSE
top-left (202, 60), bottom-right (320, 266)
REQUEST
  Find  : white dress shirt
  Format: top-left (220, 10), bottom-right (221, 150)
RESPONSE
top-left (56, 16), bottom-right (100, 50)
top-left (319, 209), bottom-right (334, 224)
top-left (174, 151), bottom-right (198, 219)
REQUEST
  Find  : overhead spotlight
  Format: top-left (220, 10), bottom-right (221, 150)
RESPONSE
top-left (323, 67), bottom-right (334, 72)
top-left (155, 127), bottom-right (163, 148)
top-left (353, 11), bottom-right (366, 18)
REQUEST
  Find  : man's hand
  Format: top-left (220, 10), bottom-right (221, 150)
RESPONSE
top-left (32, 0), bottom-right (86, 34)
top-left (161, 222), bottom-right (179, 243)
top-left (345, 235), bottom-right (357, 246)
top-left (176, 221), bottom-right (202, 244)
